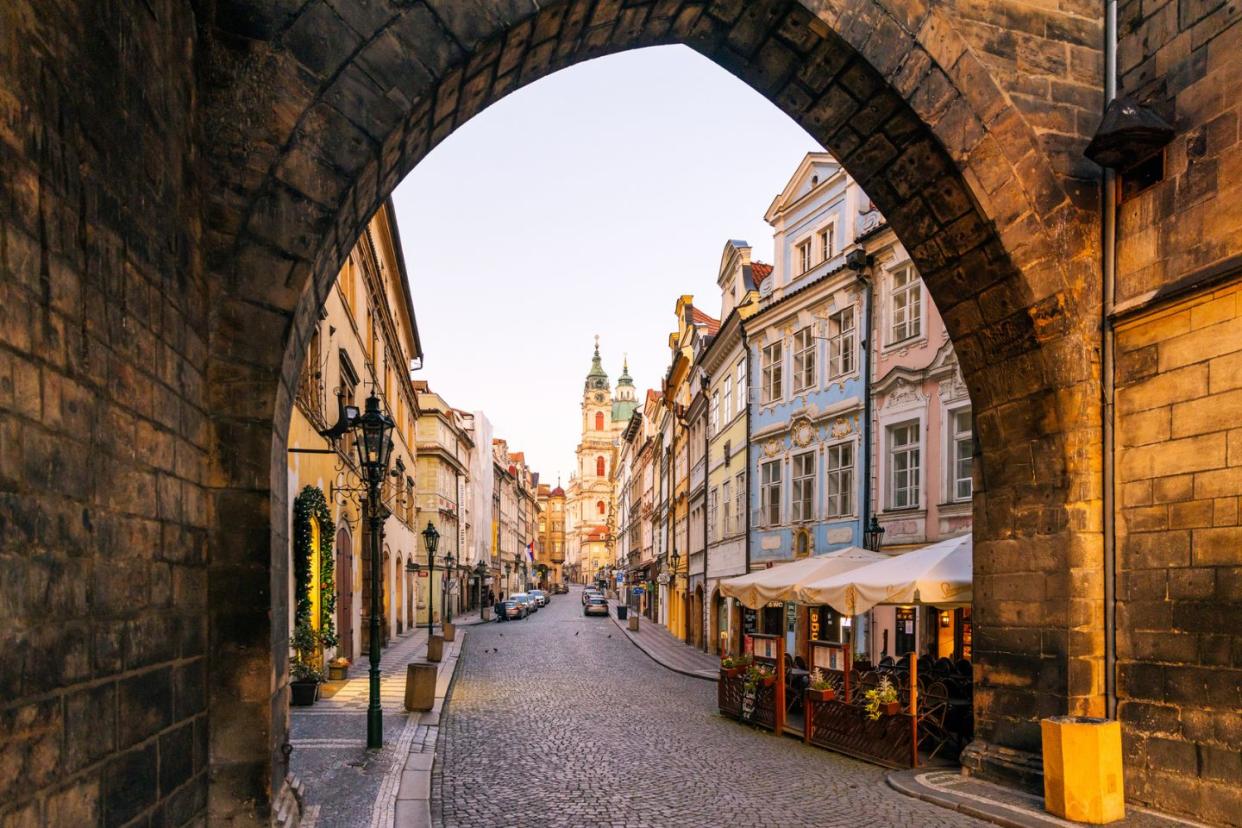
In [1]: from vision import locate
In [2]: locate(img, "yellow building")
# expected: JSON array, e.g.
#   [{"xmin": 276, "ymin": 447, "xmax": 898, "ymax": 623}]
[
  {"xmin": 287, "ymin": 199, "xmax": 423, "ymax": 665},
  {"xmin": 537, "ymin": 483, "xmax": 566, "ymax": 588}
]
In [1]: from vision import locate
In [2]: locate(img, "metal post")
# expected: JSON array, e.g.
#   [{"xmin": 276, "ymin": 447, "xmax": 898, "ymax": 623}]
[
  {"xmin": 428, "ymin": 550, "xmax": 436, "ymax": 634},
  {"xmin": 367, "ymin": 495, "xmax": 383, "ymax": 749}
]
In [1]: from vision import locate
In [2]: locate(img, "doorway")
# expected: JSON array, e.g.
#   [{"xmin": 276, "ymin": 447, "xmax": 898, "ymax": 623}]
[{"xmin": 335, "ymin": 528, "xmax": 353, "ymax": 660}]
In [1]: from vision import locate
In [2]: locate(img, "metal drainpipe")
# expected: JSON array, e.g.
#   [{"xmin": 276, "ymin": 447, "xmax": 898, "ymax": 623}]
[
  {"xmin": 703, "ymin": 379, "xmax": 710, "ymax": 652},
  {"xmin": 860, "ymin": 270, "xmax": 874, "ymax": 541},
  {"xmin": 1103, "ymin": 0, "xmax": 1119, "ymax": 720},
  {"xmin": 743, "ymin": 327, "xmax": 752, "ymax": 577}
]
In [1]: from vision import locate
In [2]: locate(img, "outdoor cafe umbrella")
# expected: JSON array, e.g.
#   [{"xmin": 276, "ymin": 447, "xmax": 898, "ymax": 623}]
[
  {"xmin": 795, "ymin": 534, "xmax": 973, "ymax": 617},
  {"xmin": 719, "ymin": 546, "xmax": 887, "ymax": 610}
]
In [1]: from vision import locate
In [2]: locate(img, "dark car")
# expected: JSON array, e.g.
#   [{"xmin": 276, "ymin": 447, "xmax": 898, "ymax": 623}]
[{"xmin": 583, "ymin": 594, "xmax": 609, "ymax": 617}]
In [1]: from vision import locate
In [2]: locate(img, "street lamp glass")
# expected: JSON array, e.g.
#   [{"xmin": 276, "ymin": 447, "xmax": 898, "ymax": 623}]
[
  {"xmin": 422, "ymin": 522, "xmax": 440, "ymax": 555},
  {"xmin": 354, "ymin": 392, "xmax": 395, "ymax": 483}
]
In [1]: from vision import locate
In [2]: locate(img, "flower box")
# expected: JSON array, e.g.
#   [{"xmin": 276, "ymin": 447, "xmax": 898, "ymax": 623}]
[
  {"xmin": 721, "ymin": 666, "xmax": 744, "ymax": 679},
  {"xmin": 808, "ymin": 687, "xmax": 836, "ymax": 703},
  {"xmin": 882, "ymin": 700, "xmax": 901, "ymax": 716}
]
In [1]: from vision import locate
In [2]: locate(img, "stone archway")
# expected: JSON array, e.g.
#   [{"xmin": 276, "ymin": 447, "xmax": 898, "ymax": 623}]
[
  {"xmin": 0, "ymin": 1, "xmax": 1116, "ymax": 824},
  {"xmin": 200, "ymin": 3, "xmax": 1103, "ymax": 816}
]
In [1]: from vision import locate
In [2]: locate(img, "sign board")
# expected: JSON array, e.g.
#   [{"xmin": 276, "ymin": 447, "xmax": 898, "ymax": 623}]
[
  {"xmin": 785, "ymin": 602, "xmax": 797, "ymax": 632},
  {"xmin": 631, "ymin": 587, "xmax": 644, "ymax": 596},
  {"xmin": 418, "ymin": 571, "xmax": 429, "ymax": 578},
  {"xmin": 657, "ymin": 573, "xmax": 670, "ymax": 585},
  {"xmin": 740, "ymin": 684, "xmax": 758, "ymax": 722}
]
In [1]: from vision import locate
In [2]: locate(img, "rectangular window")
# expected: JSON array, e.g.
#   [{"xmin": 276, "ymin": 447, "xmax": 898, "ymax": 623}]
[
  {"xmin": 722, "ymin": 480, "xmax": 731, "ymax": 539},
  {"xmin": 761, "ymin": 343, "xmax": 783, "ymax": 404},
  {"xmin": 953, "ymin": 408, "xmax": 973, "ymax": 501},
  {"xmin": 889, "ymin": 422, "xmax": 921, "ymax": 509},
  {"xmin": 736, "ymin": 359, "xmax": 746, "ymax": 409},
  {"xmin": 710, "ymin": 391, "xmax": 720, "ymax": 435},
  {"xmin": 760, "ymin": 460, "xmax": 782, "ymax": 526},
  {"xmin": 792, "ymin": 451, "xmax": 815, "ymax": 522},
  {"xmin": 820, "ymin": 225, "xmax": 835, "ymax": 262},
  {"xmin": 797, "ymin": 239, "xmax": 812, "ymax": 273},
  {"xmin": 708, "ymin": 487, "xmax": 718, "ymax": 542},
  {"xmin": 733, "ymin": 472, "xmax": 745, "ymax": 534},
  {"xmin": 826, "ymin": 443, "xmax": 854, "ymax": 517},
  {"xmin": 792, "ymin": 327, "xmax": 815, "ymax": 393},
  {"xmin": 827, "ymin": 306, "xmax": 855, "ymax": 378},
  {"xmin": 890, "ymin": 266, "xmax": 922, "ymax": 343},
  {"xmin": 723, "ymin": 376, "xmax": 733, "ymax": 422}
]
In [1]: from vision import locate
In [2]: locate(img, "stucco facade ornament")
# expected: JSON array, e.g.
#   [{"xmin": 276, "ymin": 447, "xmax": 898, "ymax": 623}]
[
  {"xmin": 793, "ymin": 419, "xmax": 815, "ymax": 447},
  {"xmin": 763, "ymin": 439, "xmax": 782, "ymax": 458},
  {"xmin": 939, "ymin": 370, "xmax": 969, "ymax": 403},
  {"xmin": 885, "ymin": 378, "xmax": 925, "ymax": 409},
  {"xmin": 831, "ymin": 417, "xmax": 852, "ymax": 439}
]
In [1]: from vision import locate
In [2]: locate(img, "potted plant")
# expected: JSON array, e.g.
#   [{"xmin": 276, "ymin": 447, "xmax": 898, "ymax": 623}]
[
  {"xmin": 807, "ymin": 668, "xmax": 836, "ymax": 702},
  {"xmin": 720, "ymin": 653, "xmax": 751, "ymax": 679},
  {"xmin": 289, "ymin": 623, "xmax": 323, "ymax": 706},
  {"xmin": 327, "ymin": 656, "xmax": 350, "ymax": 682},
  {"xmin": 743, "ymin": 663, "xmax": 776, "ymax": 693},
  {"xmin": 863, "ymin": 675, "xmax": 901, "ymax": 720}
]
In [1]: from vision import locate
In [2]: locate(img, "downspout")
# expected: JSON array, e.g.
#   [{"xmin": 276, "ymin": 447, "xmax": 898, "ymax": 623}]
[
  {"xmin": 703, "ymin": 377, "xmax": 710, "ymax": 652},
  {"xmin": 861, "ymin": 272, "xmax": 874, "ymax": 541},
  {"xmin": 1102, "ymin": 0, "xmax": 1119, "ymax": 720},
  {"xmin": 743, "ymin": 327, "xmax": 752, "ymax": 576}
]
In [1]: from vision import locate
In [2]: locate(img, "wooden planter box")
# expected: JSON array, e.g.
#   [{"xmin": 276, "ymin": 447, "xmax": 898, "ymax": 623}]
[
  {"xmin": 327, "ymin": 664, "xmax": 348, "ymax": 681},
  {"xmin": 720, "ymin": 666, "xmax": 744, "ymax": 679},
  {"xmin": 882, "ymin": 700, "xmax": 901, "ymax": 716},
  {"xmin": 808, "ymin": 687, "xmax": 836, "ymax": 702}
]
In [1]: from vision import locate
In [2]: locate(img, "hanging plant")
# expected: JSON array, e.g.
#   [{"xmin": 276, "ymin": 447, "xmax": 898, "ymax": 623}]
[{"xmin": 293, "ymin": 485, "xmax": 337, "ymax": 648}]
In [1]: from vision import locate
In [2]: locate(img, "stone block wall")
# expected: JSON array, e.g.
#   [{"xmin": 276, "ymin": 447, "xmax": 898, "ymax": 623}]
[{"xmin": 1114, "ymin": 277, "xmax": 1242, "ymax": 825}]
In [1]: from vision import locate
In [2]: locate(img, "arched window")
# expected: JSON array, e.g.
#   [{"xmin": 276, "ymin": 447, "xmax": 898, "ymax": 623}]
[
  {"xmin": 596, "ymin": 456, "xmax": 606, "ymax": 477},
  {"xmin": 595, "ymin": 411, "xmax": 605, "ymax": 431},
  {"xmin": 597, "ymin": 500, "xmax": 606, "ymax": 515}
]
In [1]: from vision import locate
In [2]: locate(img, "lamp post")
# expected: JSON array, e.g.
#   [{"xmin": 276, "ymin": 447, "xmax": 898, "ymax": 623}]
[
  {"xmin": 352, "ymin": 392, "xmax": 395, "ymax": 750},
  {"xmin": 441, "ymin": 547, "xmax": 456, "ymax": 624},
  {"xmin": 474, "ymin": 561, "xmax": 487, "ymax": 618},
  {"xmin": 503, "ymin": 561, "xmax": 511, "ymax": 596},
  {"xmin": 422, "ymin": 522, "xmax": 439, "ymax": 634},
  {"xmin": 864, "ymin": 515, "xmax": 886, "ymax": 552}
]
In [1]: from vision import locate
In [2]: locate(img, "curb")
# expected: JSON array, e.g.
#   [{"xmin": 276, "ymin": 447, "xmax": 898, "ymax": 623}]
[
  {"xmin": 886, "ymin": 771, "xmax": 1040, "ymax": 828},
  {"xmin": 607, "ymin": 604, "xmax": 717, "ymax": 683}
]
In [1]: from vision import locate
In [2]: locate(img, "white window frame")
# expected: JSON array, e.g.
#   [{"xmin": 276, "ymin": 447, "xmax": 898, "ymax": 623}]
[
  {"xmin": 708, "ymin": 487, "xmax": 719, "ymax": 542},
  {"xmin": 792, "ymin": 327, "xmax": 815, "ymax": 394},
  {"xmin": 889, "ymin": 264, "xmax": 923, "ymax": 345},
  {"xmin": 723, "ymin": 376, "xmax": 733, "ymax": 423},
  {"xmin": 887, "ymin": 421, "xmax": 922, "ymax": 510},
  {"xmin": 819, "ymin": 222, "xmax": 836, "ymax": 263},
  {"xmin": 761, "ymin": 342, "xmax": 783, "ymax": 404},
  {"xmin": 736, "ymin": 359, "xmax": 746, "ymax": 410},
  {"xmin": 760, "ymin": 459, "xmax": 782, "ymax": 527},
  {"xmin": 791, "ymin": 451, "xmax": 816, "ymax": 523},
  {"xmin": 827, "ymin": 306, "xmax": 855, "ymax": 379},
  {"xmin": 733, "ymin": 472, "xmax": 745, "ymax": 535},
  {"xmin": 722, "ymin": 480, "xmax": 732, "ymax": 539},
  {"xmin": 825, "ymin": 440, "xmax": 855, "ymax": 518},
  {"xmin": 710, "ymin": 391, "xmax": 720, "ymax": 435},
  {"xmin": 948, "ymin": 405, "xmax": 973, "ymax": 502},
  {"xmin": 797, "ymin": 238, "xmax": 812, "ymax": 274}
]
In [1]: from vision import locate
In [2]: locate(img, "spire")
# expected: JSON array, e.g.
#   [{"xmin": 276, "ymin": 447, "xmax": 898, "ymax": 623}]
[
  {"xmin": 617, "ymin": 353, "xmax": 634, "ymax": 387},
  {"xmin": 585, "ymin": 335, "xmax": 608, "ymax": 390}
]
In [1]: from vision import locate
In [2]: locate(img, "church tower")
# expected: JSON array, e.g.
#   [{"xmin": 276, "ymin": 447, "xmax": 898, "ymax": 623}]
[
  {"xmin": 569, "ymin": 336, "xmax": 619, "ymax": 583},
  {"xmin": 612, "ymin": 355, "xmax": 638, "ymax": 425}
]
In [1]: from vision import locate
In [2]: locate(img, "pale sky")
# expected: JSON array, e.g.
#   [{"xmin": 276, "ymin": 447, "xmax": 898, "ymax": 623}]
[{"xmin": 393, "ymin": 45, "xmax": 820, "ymax": 485}]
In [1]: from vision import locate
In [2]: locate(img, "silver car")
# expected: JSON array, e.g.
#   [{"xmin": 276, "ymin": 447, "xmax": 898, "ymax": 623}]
[{"xmin": 529, "ymin": 589, "xmax": 549, "ymax": 607}]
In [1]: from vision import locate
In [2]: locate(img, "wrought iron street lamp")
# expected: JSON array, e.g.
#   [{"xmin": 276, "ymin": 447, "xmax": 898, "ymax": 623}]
[
  {"xmin": 352, "ymin": 392, "xmax": 394, "ymax": 750},
  {"xmin": 865, "ymin": 515, "xmax": 886, "ymax": 552},
  {"xmin": 422, "ymin": 522, "xmax": 439, "ymax": 633},
  {"xmin": 474, "ymin": 560, "xmax": 487, "ymax": 618},
  {"xmin": 441, "ymin": 546, "xmax": 456, "ymax": 624}
]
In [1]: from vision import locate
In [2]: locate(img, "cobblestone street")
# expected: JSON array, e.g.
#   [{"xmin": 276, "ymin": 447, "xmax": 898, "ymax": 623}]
[{"xmin": 433, "ymin": 588, "xmax": 985, "ymax": 827}]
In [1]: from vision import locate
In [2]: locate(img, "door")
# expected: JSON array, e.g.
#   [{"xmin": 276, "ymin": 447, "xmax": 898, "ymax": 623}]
[{"xmin": 336, "ymin": 528, "xmax": 353, "ymax": 660}]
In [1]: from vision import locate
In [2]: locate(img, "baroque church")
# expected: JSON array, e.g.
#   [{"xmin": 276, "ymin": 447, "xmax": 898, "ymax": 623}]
[{"xmin": 564, "ymin": 338, "xmax": 636, "ymax": 583}]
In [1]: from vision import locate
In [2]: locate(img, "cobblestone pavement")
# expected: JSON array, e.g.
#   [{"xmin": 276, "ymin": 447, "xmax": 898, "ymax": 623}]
[{"xmin": 433, "ymin": 588, "xmax": 986, "ymax": 828}]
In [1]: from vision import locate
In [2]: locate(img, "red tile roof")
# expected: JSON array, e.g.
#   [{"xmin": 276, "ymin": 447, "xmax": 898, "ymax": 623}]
[
  {"xmin": 752, "ymin": 261, "xmax": 773, "ymax": 289},
  {"xmin": 690, "ymin": 307, "xmax": 721, "ymax": 336}
]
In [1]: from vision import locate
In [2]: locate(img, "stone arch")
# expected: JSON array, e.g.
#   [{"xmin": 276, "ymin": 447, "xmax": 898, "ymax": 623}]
[{"xmin": 194, "ymin": 3, "xmax": 1104, "ymax": 816}]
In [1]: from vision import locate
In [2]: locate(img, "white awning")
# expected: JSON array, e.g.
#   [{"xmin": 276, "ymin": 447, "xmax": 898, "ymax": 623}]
[
  {"xmin": 718, "ymin": 546, "xmax": 886, "ymax": 610},
  {"xmin": 795, "ymin": 534, "xmax": 973, "ymax": 615}
]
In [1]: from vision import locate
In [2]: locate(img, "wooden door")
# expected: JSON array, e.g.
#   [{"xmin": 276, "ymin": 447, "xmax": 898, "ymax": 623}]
[{"xmin": 336, "ymin": 528, "xmax": 353, "ymax": 660}]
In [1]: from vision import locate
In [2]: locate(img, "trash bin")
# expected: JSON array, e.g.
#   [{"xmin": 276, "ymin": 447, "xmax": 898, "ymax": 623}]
[
  {"xmin": 1041, "ymin": 716, "xmax": 1125, "ymax": 823},
  {"xmin": 616, "ymin": 605, "xmax": 628, "ymax": 621}
]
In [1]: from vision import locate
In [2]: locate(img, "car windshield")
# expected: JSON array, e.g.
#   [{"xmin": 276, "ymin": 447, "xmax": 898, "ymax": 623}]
[
  {"xmin": 588, "ymin": 596, "xmax": 607, "ymax": 604},
  {"xmin": 512, "ymin": 593, "xmax": 528, "ymax": 601}
]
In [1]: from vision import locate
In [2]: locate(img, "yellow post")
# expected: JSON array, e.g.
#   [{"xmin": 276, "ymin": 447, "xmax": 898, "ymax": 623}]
[{"xmin": 1041, "ymin": 716, "xmax": 1126, "ymax": 823}]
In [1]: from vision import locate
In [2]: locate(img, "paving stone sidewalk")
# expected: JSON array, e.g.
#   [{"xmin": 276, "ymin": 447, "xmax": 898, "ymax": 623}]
[
  {"xmin": 887, "ymin": 769, "xmax": 1210, "ymax": 828},
  {"xmin": 290, "ymin": 620, "xmax": 478, "ymax": 828},
  {"xmin": 607, "ymin": 598, "xmax": 720, "ymax": 680}
]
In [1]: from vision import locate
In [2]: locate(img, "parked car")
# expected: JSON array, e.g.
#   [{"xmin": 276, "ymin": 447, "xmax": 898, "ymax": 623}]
[
  {"xmin": 582, "ymin": 588, "xmax": 602, "ymax": 606},
  {"xmin": 554, "ymin": 583, "xmax": 569, "ymax": 594},
  {"xmin": 583, "ymin": 594, "xmax": 609, "ymax": 617},
  {"xmin": 529, "ymin": 589, "xmax": 549, "ymax": 607},
  {"xmin": 512, "ymin": 592, "xmax": 536, "ymax": 614},
  {"xmin": 498, "ymin": 599, "xmax": 525, "ymax": 621}
]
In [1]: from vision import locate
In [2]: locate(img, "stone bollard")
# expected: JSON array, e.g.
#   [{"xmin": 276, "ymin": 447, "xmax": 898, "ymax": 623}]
[
  {"xmin": 628, "ymin": 614, "xmax": 639, "ymax": 632},
  {"xmin": 1041, "ymin": 716, "xmax": 1125, "ymax": 823},
  {"xmin": 404, "ymin": 663, "xmax": 436, "ymax": 712},
  {"xmin": 481, "ymin": 606, "xmax": 491, "ymax": 622},
  {"xmin": 442, "ymin": 622, "xmax": 456, "ymax": 642},
  {"xmin": 426, "ymin": 634, "xmax": 444, "ymax": 663}
]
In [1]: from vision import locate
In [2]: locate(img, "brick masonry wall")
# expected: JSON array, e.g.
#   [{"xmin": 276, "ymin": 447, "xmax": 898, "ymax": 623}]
[
  {"xmin": 0, "ymin": 1, "xmax": 210, "ymax": 826},
  {"xmin": 1115, "ymin": 278, "xmax": 1242, "ymax": 825},
  {"xmin": 1115, "ymin": 0, "xmax": 1240, "ymax": 302}
]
